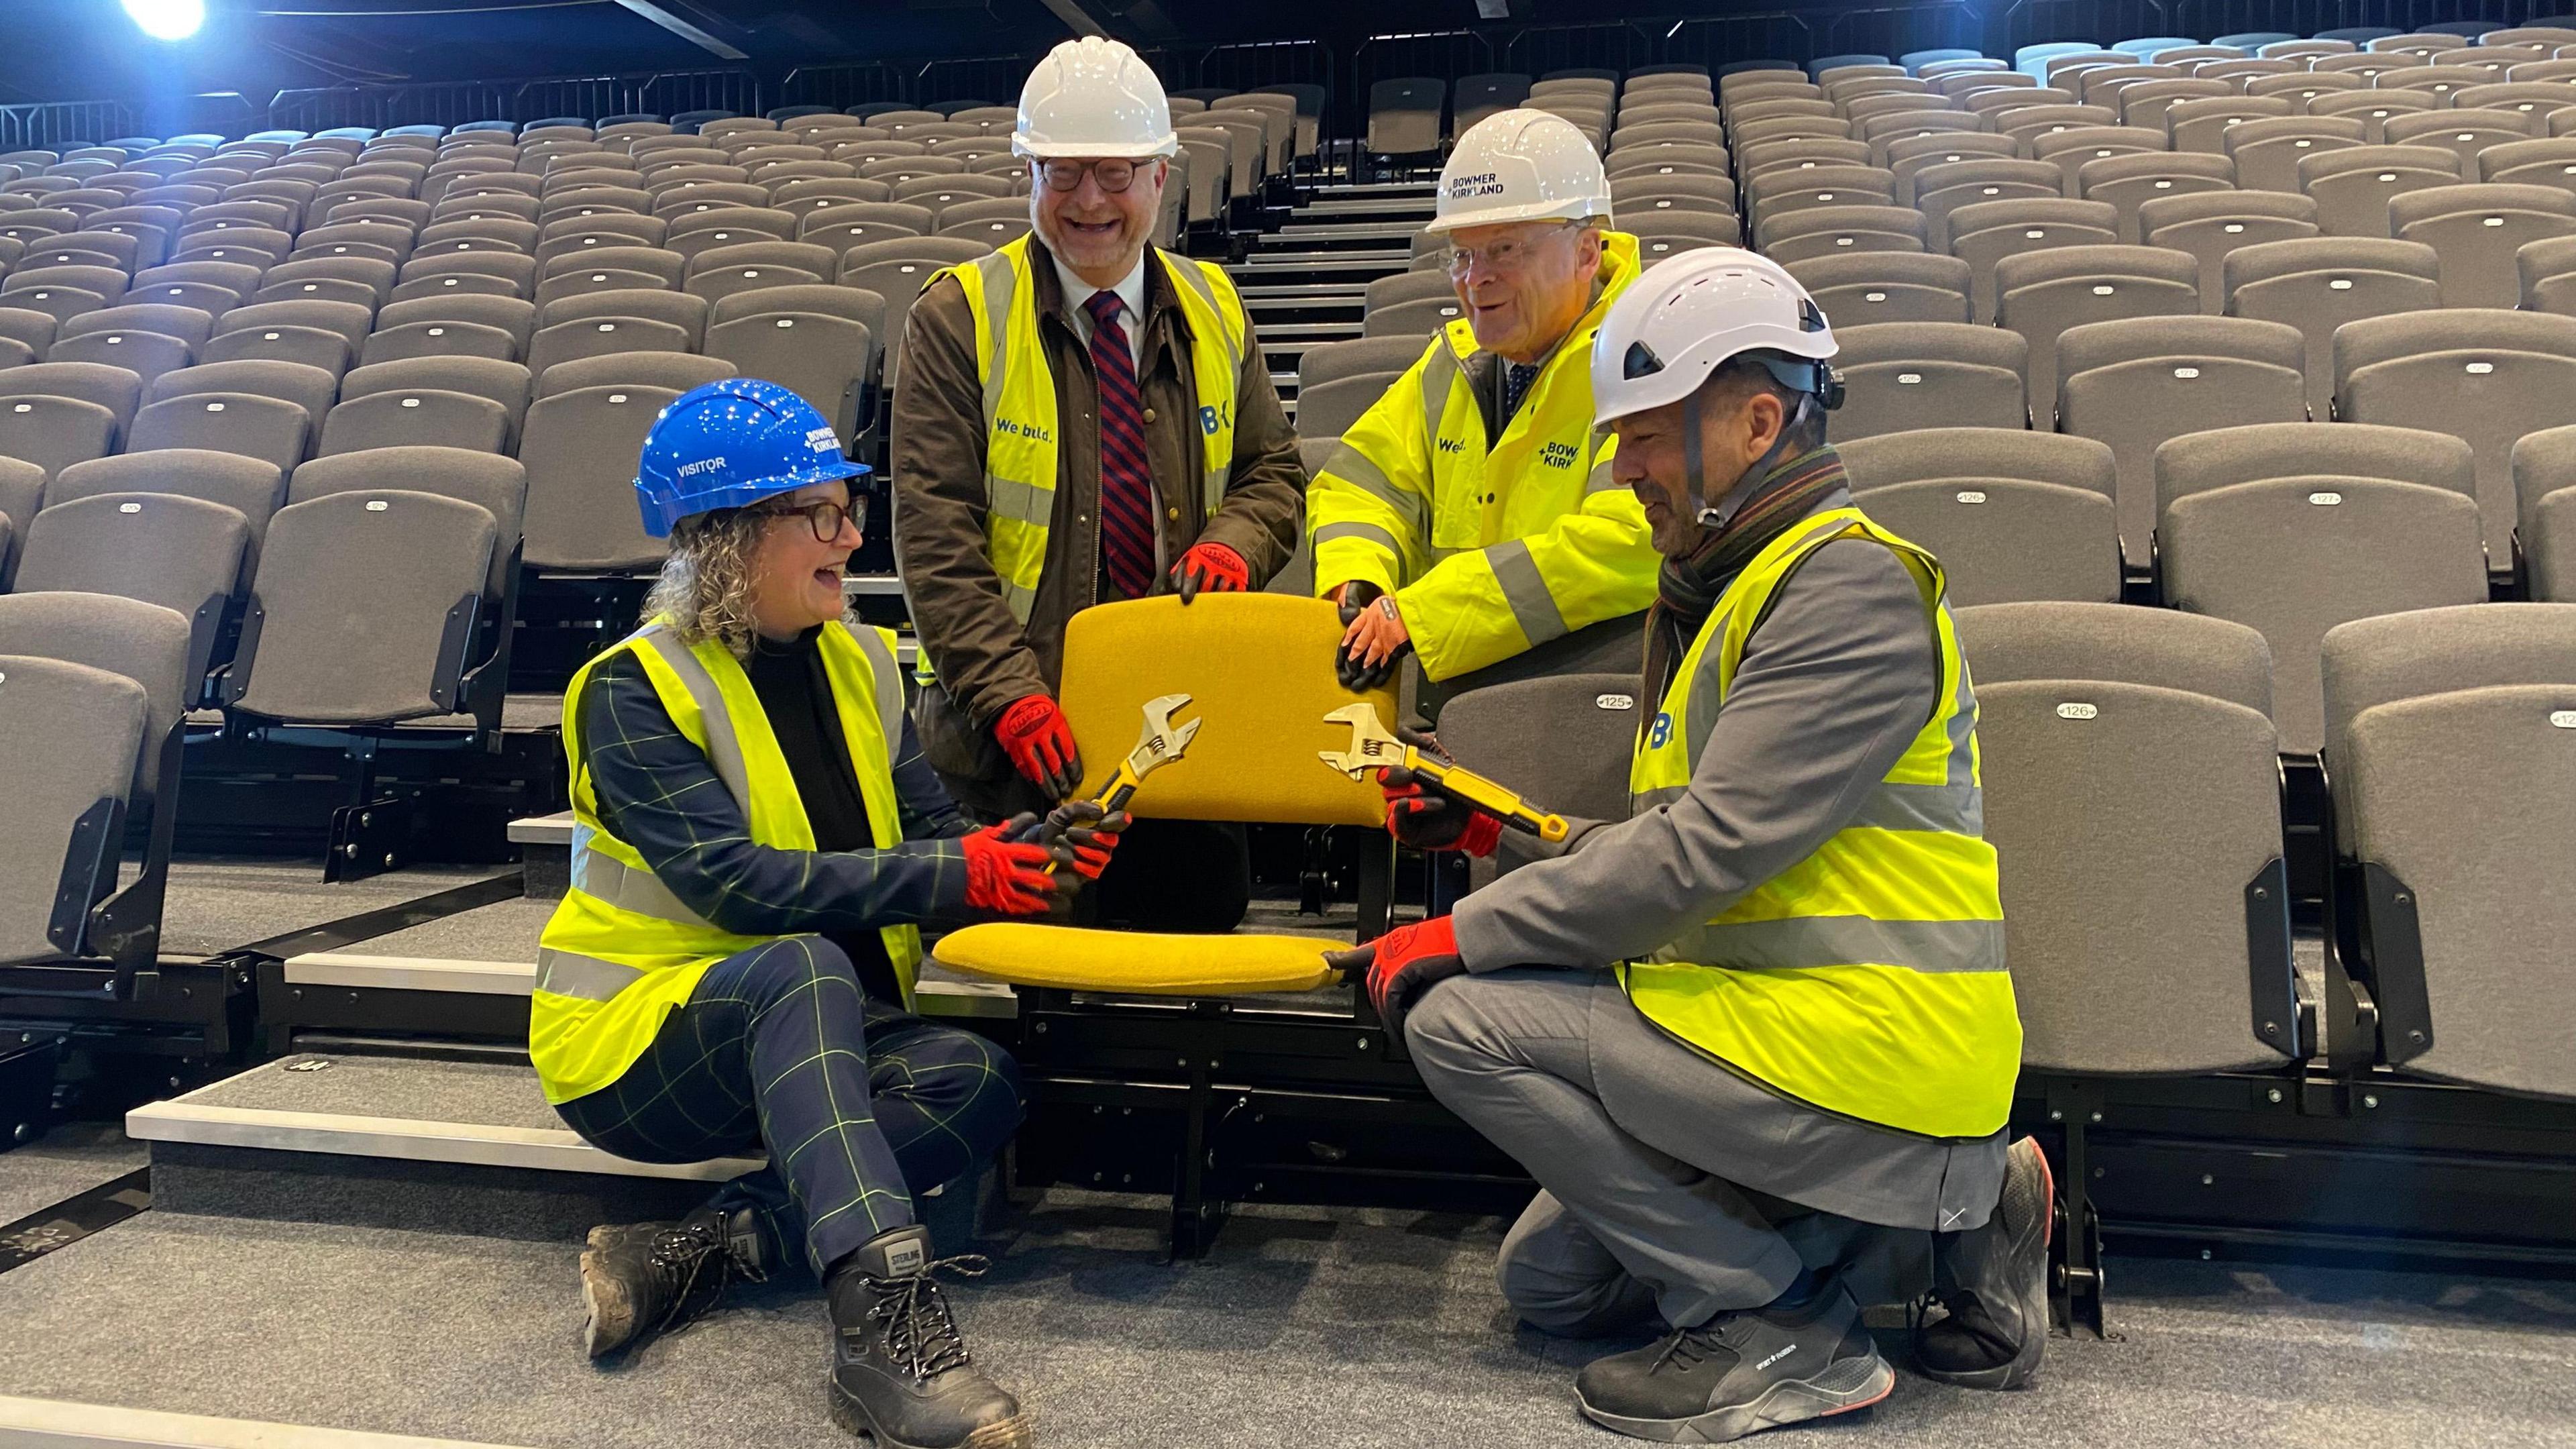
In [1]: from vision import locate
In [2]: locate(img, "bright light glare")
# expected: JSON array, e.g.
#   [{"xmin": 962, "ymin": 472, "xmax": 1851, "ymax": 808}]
[{"xmin": 123, "ymin": 0, "xmax": 205, "ymax": 41}]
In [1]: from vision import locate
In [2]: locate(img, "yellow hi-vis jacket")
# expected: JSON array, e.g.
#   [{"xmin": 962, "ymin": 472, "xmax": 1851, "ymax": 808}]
[
  {"xmin": 531, "ymin": 619, "xmax": 923, "ymax": 1106},
  {"xmin": 1625, "ymin": 507, "xmax": 2020, "ymax": 1140},
  {"xmin": 1305, "ymin": 231, "xmax": 1657, "ymax": 681},
  {"xmin": 930, "ymin": 233, "xmax": 1249, "ymax": 636}
]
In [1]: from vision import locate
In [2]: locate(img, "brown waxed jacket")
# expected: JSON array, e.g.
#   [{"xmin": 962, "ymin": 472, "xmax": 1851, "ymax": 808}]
[{"xmin": 892, "ymin": 232, "xmax": 1306, "ymax": 800}]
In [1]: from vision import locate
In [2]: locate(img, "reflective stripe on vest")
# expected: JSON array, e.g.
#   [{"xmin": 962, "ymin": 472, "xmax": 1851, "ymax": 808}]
[
  {"xmin": 1303, "ymin": 231, "xmax": 1660, "ymax": 682},
  {"xmin": 1621, "ymin": 506, "xmax": 2020, "ymax": 1140},
  {"xmin": 530, "ymin": 618, "xmax": 926, "ymax": 1104},
  {"xmin": 931, "ymin": 235, "xmax": 1248, "ymax": 647}
]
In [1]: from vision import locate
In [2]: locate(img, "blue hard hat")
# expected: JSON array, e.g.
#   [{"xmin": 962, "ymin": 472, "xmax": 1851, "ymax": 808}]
[{"xmin": 633, "ymin": 378, "xmax": 871, "ymax": 539}]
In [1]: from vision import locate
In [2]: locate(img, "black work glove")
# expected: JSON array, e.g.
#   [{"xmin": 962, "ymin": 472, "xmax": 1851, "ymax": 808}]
[{"xmin": 1335, "ymin": 581, "xmax": 1413, "ymax": 692}]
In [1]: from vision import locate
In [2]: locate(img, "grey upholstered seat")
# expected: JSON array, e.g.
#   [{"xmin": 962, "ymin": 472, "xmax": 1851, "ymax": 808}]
[
  {"xmin": 1841, "ymin": 429, "xmax": 2122, "ymax": 605},
  {"xmin": 1954, "ymin": 601, "xmax": 2299, "ymax": 1073}
]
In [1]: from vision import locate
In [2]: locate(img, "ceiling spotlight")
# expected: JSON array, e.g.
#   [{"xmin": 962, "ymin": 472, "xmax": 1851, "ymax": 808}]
[{"xmin": 123, "ymin": 0, "xmax": 206, "ymax": 41}]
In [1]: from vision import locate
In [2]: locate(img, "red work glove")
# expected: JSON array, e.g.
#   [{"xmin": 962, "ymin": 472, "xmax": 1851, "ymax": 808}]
[
  {"xmin": 1044, "ymin": 799, "xmax": 1129, "ymax": 880},
  {"xmin": 1171, "ymin": 541, "xmax": 1248, "ymax": 603},
  {"xmin": 961, "ymin": 813, "xmax": 1066, "ymax": 916},
  {"xmin": 994, "ymin": 694, "xmax": 1082, "ymax": 800},
  {"xmin": 1380, "ymin": 765, "xmax": 1502, "ymax": 857},
  {"xmin": 1326, "ymin": 915, "xmax": 1464, "ymax": 1042}
]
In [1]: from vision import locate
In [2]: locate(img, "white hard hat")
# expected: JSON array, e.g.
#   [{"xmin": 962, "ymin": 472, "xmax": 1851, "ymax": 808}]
[
  {"xmin": 1013, "ymin": 37, "xmax": 1180, "ymax": 160},
  {"xmin": 1591, "ymin": 248, "xmax": 1839, "ymax": 431},
  {"xmin": 1424, "ymin": 109, "xmax": 1611, "ymax": 235}
]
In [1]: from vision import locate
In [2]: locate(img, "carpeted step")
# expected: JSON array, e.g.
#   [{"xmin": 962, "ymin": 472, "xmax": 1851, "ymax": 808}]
[{"xmin": 127, "ymin": 1055, "xmax": 760, "ymax": 1242}]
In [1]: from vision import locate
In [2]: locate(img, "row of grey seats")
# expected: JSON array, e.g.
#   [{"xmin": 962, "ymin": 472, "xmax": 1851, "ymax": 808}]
[
  {"xmin": 1821, "ymin": 301, "xmax": 2576, "ymax": 566},
  {"xmin": 1435, "ymin": 597, "xmax": 2576, "ymax": 1102},
  {"xmin": 0, "ymin": 351, "xmax": 726, "ymax": 578}
]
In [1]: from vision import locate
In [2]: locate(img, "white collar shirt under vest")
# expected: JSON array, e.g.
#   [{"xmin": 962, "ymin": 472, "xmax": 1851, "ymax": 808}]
[{"xmin": 1053, "ymin": 249, "xmax": 1149, "ymax": 371}]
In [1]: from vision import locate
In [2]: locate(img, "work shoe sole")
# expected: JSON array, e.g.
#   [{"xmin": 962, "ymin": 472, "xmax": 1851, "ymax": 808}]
[
  {"xmin": 828, "ymin": 1381, "xmax": 1034, "ymax": 1449},
  {"xmin": 1922, "ymin": 1136, "xmax": 2055, "ymax": 1392},
  {"xmin": 1578, "ymin": 1348, "xmax": 1896, "ymax": 1444},
  {"xmin": 580, "ymin": 1226, "xmax": 639, "ymax": 1359}
]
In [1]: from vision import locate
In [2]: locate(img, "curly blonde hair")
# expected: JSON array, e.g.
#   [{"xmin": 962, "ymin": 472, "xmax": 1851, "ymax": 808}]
[{"xmin": 643, "ymin": 508, "xmax": 771, "ymax": 656}]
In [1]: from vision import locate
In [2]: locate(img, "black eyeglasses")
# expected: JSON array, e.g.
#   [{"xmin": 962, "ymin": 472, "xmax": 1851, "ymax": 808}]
[
  {"xmin": 747, "ymin": 495, "xmax": 864, "ymax": 542},
  {"xmin": 1037, "ymin": 158, "xmax": 1143, "ymax": 193}
]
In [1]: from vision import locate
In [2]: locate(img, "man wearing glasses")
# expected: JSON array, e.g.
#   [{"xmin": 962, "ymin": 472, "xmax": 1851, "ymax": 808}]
[
  {"xmin": 1308, "ymin": 109, "xmax": 1659, "ymax": 708},
  {"xmin": 894, "ymin": 36, "xmax": 1305, "ymax": 930}
]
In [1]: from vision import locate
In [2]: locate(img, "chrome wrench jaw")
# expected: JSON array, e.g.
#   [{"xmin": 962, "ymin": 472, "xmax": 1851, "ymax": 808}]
[
  {"xmin": 1317, "ymin": 702, "xmax": 1409, "ymax": 780},
  {"xmin": 1122, "ymin": 694, "xmax": 1200, "ymax": 785}
]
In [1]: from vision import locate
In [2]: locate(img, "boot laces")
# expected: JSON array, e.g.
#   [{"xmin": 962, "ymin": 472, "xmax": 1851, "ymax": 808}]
[
  {"xmin": 644, "ymin": 1221, "xmax": 740, "ymax": 1337},
  {"xmin": 859, "ymin": 1253, "xmax": 991, "ymax": 1382}
]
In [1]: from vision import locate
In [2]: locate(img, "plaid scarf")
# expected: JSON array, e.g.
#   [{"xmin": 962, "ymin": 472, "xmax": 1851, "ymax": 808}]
[{"xmin": 1640, "ymin": 447, "xmax": 1850, "ymax": 715}]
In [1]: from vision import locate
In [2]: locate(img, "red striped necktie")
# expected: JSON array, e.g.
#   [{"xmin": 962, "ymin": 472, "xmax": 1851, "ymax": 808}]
[{"xmin": 1085, "ymin": 289, "xmax": 1157, "ymax": 600}]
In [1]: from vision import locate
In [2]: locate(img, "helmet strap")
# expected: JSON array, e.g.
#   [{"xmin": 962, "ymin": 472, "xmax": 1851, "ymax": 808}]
[{"xmin": 1686, "ymin": 387, "xmax": 1818, "ymax": 533}]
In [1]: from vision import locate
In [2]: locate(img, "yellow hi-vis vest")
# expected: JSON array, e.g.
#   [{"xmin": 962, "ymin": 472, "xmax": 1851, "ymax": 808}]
[
  {"xmin": 1306, "ymin": 230, "xmax": 1658, "ymax": 682},
  {"xmin": 531, "ymin": 619, "xmax": 924, "ymax": 1106},
  {"xmin": 1623, "ymin": 507, "xmax": 2020, "ymax": 1140},
  {"xmin": 932, "ymin": 233, "xmax": 1250, "ymax": 636}
]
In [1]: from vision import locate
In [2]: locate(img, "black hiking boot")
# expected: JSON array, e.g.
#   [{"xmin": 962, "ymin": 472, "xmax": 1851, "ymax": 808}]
[
  {"xmin": 580, "ymin": 1199, "xmax": 769, "ymax": 1359},
  {"xmin": 1913, "ymin": 1134, "xmax": 2054, "ymax": 1389},
  {"xmin": 1575, "ymin": 1275, "xmax": 1894, "ymax": 1442},
  {"xmin": 826, "ymin": 1224, "xmax": 1030, "ymax": 1449}
]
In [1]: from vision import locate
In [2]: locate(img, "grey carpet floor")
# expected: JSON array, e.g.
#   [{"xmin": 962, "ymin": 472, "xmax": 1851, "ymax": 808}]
[
  {"xmin": 0, "ymin": 1124, "xmax": 146, "ymax": 1226},
  {"xmin": 186, "ymin": 1055, "xmax": 561, "ymax": 1130},
  {"xmin": 160, "ymin": 860, "xmax": 518, "ymax": 960},
  {"xmin": 1, "ymin": 1190, "xmax": 2573, "ymax": 1449}
]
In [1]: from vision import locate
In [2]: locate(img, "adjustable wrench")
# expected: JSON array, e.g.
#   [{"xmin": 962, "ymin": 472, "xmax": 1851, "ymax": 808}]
[
  {"xmin": 1093, "ymin": 692, "xmax": 1202, "ymax": 812},
  {"xmin": 1317, "ymin": 702, "xmax": 1570, "ymax": 843}
]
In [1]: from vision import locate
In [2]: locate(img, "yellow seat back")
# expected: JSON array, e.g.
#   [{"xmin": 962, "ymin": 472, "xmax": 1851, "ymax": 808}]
[{"xmin": 1059, "ymin": 594, "xmax": 1397, "ymax": 828}]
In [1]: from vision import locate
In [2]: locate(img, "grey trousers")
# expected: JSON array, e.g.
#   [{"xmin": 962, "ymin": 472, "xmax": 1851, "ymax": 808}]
[{"xmin": 1406, "ymin": 967, "xmax": 1946, "ymax": 1336}]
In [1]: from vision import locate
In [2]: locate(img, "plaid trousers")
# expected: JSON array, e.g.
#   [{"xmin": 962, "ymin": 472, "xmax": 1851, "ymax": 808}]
[{"xmin": 555, "ymin": 935, "xmax": 1022, "ymax": 1276}]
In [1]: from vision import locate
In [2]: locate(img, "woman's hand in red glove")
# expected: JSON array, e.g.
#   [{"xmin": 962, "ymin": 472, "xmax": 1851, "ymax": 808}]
[
  {"xmin": 961, "ymin": 812, "xmax": 1069, "ymax": 916},
  {"xmin": 1171, "ymin": 541, "xmax": 1249, "ymax": 603},
  {"xmin": 994, "ymin": 694, "xmax": 1081, "ymax": 800},
  {"xmin": 1044, "ymin": 800, "xmax": 1130, "ymax": 880}
]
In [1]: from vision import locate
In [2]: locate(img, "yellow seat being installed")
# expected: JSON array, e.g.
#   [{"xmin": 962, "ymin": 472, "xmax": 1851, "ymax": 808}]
[
  {"xmin": 933, "ymin": 923, "xmax": 1340, "ymax": 995},
  {"xmin": 1055, "ymin": 592, "xmax": 1397, "ymax": 825},
  {"xmin": 927, "ymin": 592, "xmax": 1399, "ymax": 996}
]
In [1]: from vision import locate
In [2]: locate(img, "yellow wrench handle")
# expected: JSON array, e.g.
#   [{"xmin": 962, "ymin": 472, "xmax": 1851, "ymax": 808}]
[
  {"xmin": 1408, "ymin": 752, "xmax": 1570, "ymax": 843},
  {"xmin": 1044, "ymin": 762, "xmax": 1144, "ymax": 877}
]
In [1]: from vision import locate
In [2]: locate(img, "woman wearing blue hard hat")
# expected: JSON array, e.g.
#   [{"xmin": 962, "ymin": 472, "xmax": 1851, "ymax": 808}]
[{"xmin": 535, "ymin": 380, "xmax": 1099, "ymax": 1449}]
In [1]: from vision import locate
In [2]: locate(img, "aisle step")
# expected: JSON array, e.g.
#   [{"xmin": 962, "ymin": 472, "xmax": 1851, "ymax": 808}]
[
  {"xmin": 127, "ymin": 1053, "xmax": 761, "ymax": 1239},
  {"xmin": 1235, "ymin": 280, "xmax": 1372, "ymax": 300},
  {"xmin": 127, "ymin": 1051, "xmax": 998, "ymax": 1248},
  {"xmin": 1231, "ymin": 252, "xmax": 1409, "ymax": 278},
  {"xmin": 1304, "ymin": 181, "xmax": 1436, "ymax": 198},
  {"xmin": 0, "ymin": 1396, "xmax": 537, "ymax": 1449},
  {"xmin": 1299, "ymin": 195, "xmax": 1438, "ymax": 219}
]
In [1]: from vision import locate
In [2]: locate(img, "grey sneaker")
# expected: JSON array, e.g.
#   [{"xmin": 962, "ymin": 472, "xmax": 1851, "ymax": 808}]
[
  {"xmin": 1914, "ymin": 1135, "xmax": 2054, "ymax": 1389},
  {"xmin": 1575, "ymin": 1276, "xmax": 1895, "ymax": 1443}
]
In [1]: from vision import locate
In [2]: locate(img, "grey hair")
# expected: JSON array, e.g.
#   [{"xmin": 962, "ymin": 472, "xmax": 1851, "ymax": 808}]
[{"xmin": 641, "ymin": 507, "xmax": 771, "ymax": 657}]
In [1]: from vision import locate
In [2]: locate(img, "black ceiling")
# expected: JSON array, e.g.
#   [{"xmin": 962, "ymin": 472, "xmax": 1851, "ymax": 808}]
[{"xmin": 0, "ymin": 0, "xmax": 1643, "ymax": 109}]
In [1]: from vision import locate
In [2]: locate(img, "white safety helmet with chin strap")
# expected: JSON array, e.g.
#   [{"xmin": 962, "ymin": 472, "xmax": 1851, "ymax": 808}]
[
  {"xmin": 1013, "ymin": 36, "xmax": 1181, "ymax": 160},
  {"xmin": 1424, "ymin": 109, "xmax": 1612, "ymax": 235},
  {"xmin": 1591, "ymin": 247, "xmax": 1841, "ymax": 529}
]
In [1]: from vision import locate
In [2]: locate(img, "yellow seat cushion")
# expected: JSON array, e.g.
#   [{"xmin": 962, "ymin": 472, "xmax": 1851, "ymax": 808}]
[
  {"xmin": 930, "ymin": 923, "xmax": 1342, "ymax": 995},
  {"xmin": 1057, "ymin": 593, "xmax": 1399, "ymax": 828}
]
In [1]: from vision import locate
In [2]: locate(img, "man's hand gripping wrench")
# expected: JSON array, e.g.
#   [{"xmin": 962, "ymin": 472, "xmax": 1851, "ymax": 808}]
[{"xmin": 1316, "ymin": 702, "xmax": 1569, "ymax": 843}]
